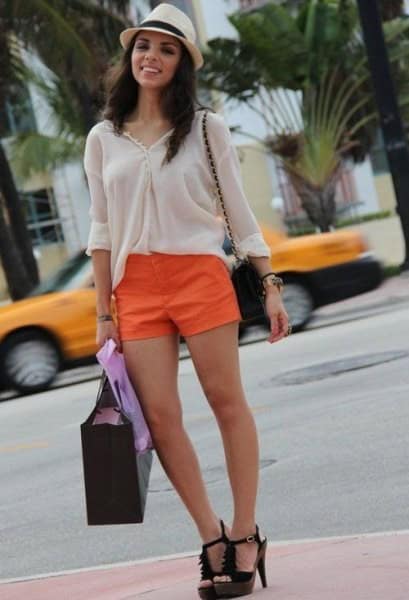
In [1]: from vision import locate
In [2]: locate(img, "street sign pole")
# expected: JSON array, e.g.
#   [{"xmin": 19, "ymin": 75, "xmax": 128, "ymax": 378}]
[{"xmin": 357, "ymin": 0, "xmax": 409, "ymax": 271}]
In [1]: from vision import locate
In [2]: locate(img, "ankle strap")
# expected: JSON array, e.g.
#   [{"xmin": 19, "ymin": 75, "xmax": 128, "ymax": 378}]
[
  {"xmin": 202, "ymin": 519, "xmax": 228, "ymax": 549},
  {"xmin": 230, "ymin": 524, "xmax": 262, "ymax": 546}
]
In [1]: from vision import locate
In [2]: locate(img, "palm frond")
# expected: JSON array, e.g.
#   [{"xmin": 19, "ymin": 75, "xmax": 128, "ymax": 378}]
[
  {"xmin": 9, "ymin": 131, "xmax": 85, "ymax": 180},
  {"xmin": 16, "ymin": 64, "xmax": 85, "ymax": 137},
  {"xmin": 9, "ymin": 0, "xmax": 93, "ymax": 70},
  {"xmin": 269, "ymin": 65, "xmax": 375, "ymax": 189},
  {"xmin": 9, "ymin": 64, "xmax": 87, "ymax": 178}
]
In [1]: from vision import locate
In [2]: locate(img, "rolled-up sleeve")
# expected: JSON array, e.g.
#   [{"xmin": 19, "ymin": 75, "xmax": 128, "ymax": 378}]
[
  {"xmin": 83, "ymin": 128, "xmax": 111, "ymax": 255},
  {"xmin": 207, "ymin": 113, "xmax": 271, "ymax": 259}
]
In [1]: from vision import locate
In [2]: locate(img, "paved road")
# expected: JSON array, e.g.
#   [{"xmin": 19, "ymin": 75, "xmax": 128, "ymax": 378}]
[{"xmin": 1, "ymin": 300, "xmax": 408, "ymax": 580}]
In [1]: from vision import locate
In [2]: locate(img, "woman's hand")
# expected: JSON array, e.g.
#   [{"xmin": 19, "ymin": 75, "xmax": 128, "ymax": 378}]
[
  {"xmin": 96, "ymin": 320, "xmax": 122, "ymax": 351},
  {"xmin": 264, "ymin": 288, "xmax": 290, "ymax": 344}
]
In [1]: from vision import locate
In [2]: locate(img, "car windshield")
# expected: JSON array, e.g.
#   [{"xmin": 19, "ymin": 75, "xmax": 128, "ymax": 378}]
[{"xmin": 28, "ymin": 252, "xmax": 91, "ymax": 296}]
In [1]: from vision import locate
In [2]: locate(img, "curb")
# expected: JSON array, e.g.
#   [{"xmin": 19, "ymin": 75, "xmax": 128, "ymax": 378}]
[{"xmin": 2, "ymin": 528, "xmax": 409, "ymax": 586}]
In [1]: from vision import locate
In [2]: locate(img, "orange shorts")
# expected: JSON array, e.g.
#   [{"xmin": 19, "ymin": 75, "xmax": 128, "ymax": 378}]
[{"xmin": 114, "ymin": 253, "xmax": 241, "ymax": 341}]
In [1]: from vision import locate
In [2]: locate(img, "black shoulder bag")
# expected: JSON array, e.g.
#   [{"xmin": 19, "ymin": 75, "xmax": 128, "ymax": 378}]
[{"xmin": 202, "ymin": 110, "xmax": 266, "ymax": 321}]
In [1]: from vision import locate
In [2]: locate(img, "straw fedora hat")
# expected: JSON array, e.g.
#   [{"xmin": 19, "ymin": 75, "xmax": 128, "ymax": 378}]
[{"xmin": 119, "ymin": 3, "xmax": 204, "ymax": 70}]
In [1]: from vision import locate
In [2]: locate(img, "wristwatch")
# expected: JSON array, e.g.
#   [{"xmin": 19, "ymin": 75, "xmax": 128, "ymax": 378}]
[{"xmin": 261, "ymin": 273, "xmax": 284, "ymax": 293}]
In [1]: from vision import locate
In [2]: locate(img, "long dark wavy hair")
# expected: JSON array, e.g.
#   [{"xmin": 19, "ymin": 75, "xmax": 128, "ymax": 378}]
[{"xmin": 103, "ymin": 32, "xmax": 203, "ymax": 163}]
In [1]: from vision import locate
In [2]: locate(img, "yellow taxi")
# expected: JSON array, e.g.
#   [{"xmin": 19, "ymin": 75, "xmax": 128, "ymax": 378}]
[
  {"xmin": 0, "ymin": 227, "xmax": 382, "ymax": 394},
  {"xmin": 257, "ymin": 225, "xmax": 382, "ymax": 331}
]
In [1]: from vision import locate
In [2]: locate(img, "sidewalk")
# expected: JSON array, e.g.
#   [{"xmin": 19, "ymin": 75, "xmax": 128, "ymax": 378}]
[{"xmin": 1, "ymin": 530, "xmax": 408, "ymax": 600}]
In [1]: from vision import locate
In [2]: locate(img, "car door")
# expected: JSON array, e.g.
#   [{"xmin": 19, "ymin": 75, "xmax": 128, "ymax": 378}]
[{"xmin": 51, "ymin": 288, "xmax": 98, "ymax": 360}]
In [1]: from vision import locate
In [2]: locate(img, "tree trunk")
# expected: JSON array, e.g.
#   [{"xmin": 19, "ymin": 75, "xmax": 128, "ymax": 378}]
[
  {"xmin": 0, "ymin": 195, "xmax": 34, "ymax": 300},
  {"xmin": 288, "ymin": 174, "xmax": 337, "ymax": 233},
  {"xmin": 0, "ymin": 142, "xmax": 39, "ymax": 286}
]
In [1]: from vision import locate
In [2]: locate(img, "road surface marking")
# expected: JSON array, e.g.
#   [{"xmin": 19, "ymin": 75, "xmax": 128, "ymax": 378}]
[{"xmin": 0, "ymin": 441, "xmax": 49, "ymax": 454}]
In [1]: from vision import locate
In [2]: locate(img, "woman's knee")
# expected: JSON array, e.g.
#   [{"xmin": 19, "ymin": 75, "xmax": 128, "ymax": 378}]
[
  {"xmin": 203, "ymin": 381, "xmax": 247, "ymax": 424},
  {"xmin": 144, "ymin": 401, "xmax": 183, "ymax": 440}
]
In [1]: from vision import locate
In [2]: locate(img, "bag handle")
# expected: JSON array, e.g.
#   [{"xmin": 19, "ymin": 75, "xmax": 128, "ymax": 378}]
[
  {"xmin": 96, "ymin": 373, "xmax": 123, "ymax": 414},
  {"xmin": 202, "ymin": 110, "xmax": 242, "ymax": 263},
  {"xmin": 96, "ymin": 374, "xmax": 110, "ymax": 405}
]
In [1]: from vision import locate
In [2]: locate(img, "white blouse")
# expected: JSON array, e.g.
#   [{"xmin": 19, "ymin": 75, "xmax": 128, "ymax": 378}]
[{"xmin": 84, "ymin": 110, "xmax": 271, "ymax": 290}]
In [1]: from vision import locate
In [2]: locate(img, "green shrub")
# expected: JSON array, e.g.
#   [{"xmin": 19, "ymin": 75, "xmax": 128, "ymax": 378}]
[
  {"xmin": 287, "ymin": 226, "xmax": 316, "ymax": 237},
  {"xmin": 287, "ymin": 210, "xmax": 393, "ymax": 236},
  {"xmin": 336, "ymin": 210, "xmax": 392, "ymax": 228},
  {"xmin": 383, "ymin": 264, "xmax": 401, "ymax": 278}
]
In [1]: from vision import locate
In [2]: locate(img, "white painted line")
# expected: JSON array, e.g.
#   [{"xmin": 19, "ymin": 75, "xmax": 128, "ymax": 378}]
[{"xmin": 1, "ymin": 528, "xmax": 408, "ymax": 586}]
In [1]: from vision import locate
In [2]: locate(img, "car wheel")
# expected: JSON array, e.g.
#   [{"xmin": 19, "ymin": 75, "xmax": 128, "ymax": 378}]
[
  {"xmin": 2, "ymin": 331, "xmax": 60, "ymax": 394},
  {"xmin": 281, "ymin": 278, "xmax": 314, "ymax": 332}
]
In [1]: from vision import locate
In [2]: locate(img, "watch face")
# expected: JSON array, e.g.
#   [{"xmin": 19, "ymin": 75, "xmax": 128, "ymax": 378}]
[{"xmin": 264, "ymin": 276, "xmax": 283, "ymax": 289}]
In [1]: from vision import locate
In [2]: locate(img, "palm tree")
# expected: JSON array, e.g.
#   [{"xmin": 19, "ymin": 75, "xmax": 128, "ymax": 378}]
[
  {"xmin": 266, "ymin": 69, "xmax": 374, "ymax": 231},
  {"xmin": 201, "ymin": 0, "xmax": 409, "ymax": 231},
  {"xmin": 0, "ymin": 20, "xmax": 39, "ymax": 297},
  {"xmin": 0, "ymin": 148, "xmax": 34, "ymax": 299},
  {"xmin": 0, "ymin": 0, "xmax": 135, "ymax": 298}
]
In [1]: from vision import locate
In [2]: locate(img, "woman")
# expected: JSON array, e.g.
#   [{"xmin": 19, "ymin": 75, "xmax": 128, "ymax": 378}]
[{"xmin": 84, "ymin": 4, "xmax": 289, "ymax": 598}]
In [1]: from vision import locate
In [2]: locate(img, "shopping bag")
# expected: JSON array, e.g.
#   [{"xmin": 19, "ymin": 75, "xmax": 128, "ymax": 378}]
[
  {"xmin": 96, "ymin": 339, "xmax": 153, "ymax": 452},
  {"xmin": 81, "ymin": 373, "xmax": 153, "ymax": 525}
]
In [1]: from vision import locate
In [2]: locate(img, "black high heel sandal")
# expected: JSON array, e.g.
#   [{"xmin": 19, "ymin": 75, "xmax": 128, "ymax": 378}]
[
  {"xmin": 213, "ymin": 524, "xmax": 267, "ymax": 598},
  {"xmin": 198, "ymin": 520, "xmax": 229, "ymax": 600}
]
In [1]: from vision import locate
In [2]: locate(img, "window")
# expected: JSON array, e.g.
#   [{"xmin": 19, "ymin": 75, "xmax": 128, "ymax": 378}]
[
  {"xmin": 21, "ymin": 188, "xmax": 64, "ymax": 246},
  {"xmin": 0, "ymin": 84, "xmax": 36, "ymax": 139},
  {"xmin": 369, "ymin": 129, "xmax": 389, "ymax": 175},
  {"xmin": 29, "ymin": 251, "xmax": 90, "ymax": 296}
]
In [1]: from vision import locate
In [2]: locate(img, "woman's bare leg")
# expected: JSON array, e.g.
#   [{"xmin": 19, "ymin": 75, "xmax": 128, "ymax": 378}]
[
  {"xmin": 123, "ymin": 333, "xmax": 228, "ymax": 587},
  {"xmin": 185, "ymin": 322, "xmax": 261, "ymax": 574}
]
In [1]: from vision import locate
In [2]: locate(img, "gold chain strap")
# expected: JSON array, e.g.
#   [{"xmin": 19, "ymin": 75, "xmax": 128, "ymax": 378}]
[{"xmin": 202, "ymin": 110, "xmax": 241, "ymax": 262}]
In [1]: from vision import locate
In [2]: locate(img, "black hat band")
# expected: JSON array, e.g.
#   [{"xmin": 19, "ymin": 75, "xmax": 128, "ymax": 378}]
[{"xmin": 139, "ymin": 20, "xmax": 187, "ymax": 39}]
